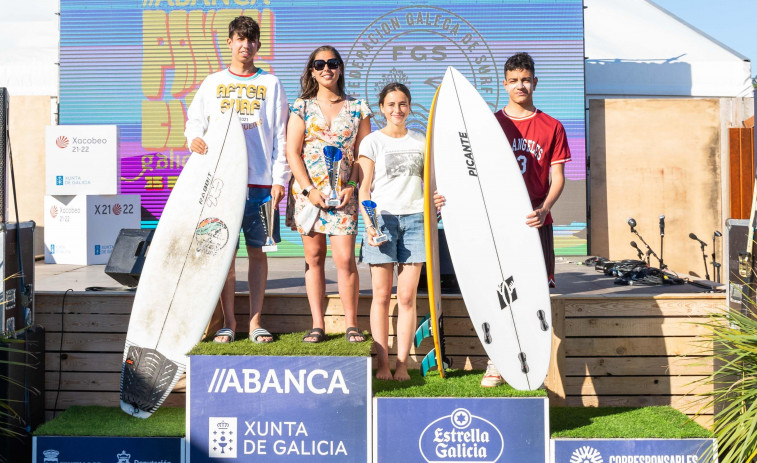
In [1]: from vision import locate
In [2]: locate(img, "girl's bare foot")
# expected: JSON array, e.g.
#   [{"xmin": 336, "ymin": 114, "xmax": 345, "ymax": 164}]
[
  {"xmin": 375, "ymin": 366, "xmax": 393, "ymax": 381},
  {"xmin": 393, "ymin": 365, "xmax": 410, "ymax": 381}
]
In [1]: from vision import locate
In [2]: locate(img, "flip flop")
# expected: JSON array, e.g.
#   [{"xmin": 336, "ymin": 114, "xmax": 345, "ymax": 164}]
[
  {"xmin": 302, "ymin": 328, "xmax": 326, "ymax": 343},
  {"xmin": 250, "ymin": 328, "xmax": 274, "ymax": 344},
  {"xmin": 345, "ymin": 326, "xmax": 366, "ymax": 343},
  {"xmin": 213, "ymin": 328, "xmax": 235, "ymax": 343}
]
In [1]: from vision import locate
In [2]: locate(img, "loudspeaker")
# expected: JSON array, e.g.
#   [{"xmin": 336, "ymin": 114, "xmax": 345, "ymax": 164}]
[
  {"xmin": 726, "ymin": 219, "xmax": 750, "ymax": 317},
  {"xmin": 0, "ymin": 325, "xmax": 45, "ymax": 463},
  {"xmin": 1, "ymin": 221, "xmax": 35, "ymax": 337},
  {"xmin": 105, "ymin": 228, "xmax": 154, "ymax": 287}
]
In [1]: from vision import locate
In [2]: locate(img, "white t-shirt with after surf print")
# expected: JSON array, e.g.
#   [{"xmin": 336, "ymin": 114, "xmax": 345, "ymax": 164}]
[{"xmin": 359, "ymin": 129, "xmax": 425, "ymax": 215}]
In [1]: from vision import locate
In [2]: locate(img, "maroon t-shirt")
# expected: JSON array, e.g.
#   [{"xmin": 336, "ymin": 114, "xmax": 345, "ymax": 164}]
[{"xmin": 494, "ymin": 109, "xmax": 571, "ymax": 226}]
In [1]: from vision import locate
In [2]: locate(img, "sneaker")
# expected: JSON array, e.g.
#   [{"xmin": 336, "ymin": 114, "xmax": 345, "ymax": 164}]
[{"xmin": 480, "ymin": 360, "xmax": 505, "ymax": 387}]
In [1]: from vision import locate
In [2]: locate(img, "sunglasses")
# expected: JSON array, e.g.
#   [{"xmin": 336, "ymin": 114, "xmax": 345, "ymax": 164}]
[{"xmin": 312, "ymin": 58, "xmax": 342, "ymax": 71}]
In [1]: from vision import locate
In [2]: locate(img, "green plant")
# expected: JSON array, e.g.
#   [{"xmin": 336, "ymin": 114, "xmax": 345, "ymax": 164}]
[
  {"xmin": 696, "ymin": 308, "xmax": 757, "ymax": 463},
  {"xmin": 0, "ymin": 335, "xmax": 27, "ymax": 441}
]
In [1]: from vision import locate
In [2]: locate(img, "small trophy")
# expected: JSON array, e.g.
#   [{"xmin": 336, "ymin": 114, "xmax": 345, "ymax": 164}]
[
  {"xmin": 362, "ymin": 200, "xmax": 388, "ymax": 244},
  {"xmin": 323, "ymin": 146, "xmax": 343, "ymax": 207},
  {"xmin": 259, "ymin": 195, "xmax": 277, "ymax": 253}
]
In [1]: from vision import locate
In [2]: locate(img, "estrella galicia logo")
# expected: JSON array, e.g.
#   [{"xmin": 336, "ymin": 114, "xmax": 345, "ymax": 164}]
[
  {"xmin": 497, "ymin": 276, "xmax": 517, "ymax": 310},
  {"xmin": 56, "ymin": 175, "xmax": 63, "ymax": 185},
  {"xmin": 94, "ymin": 245, "xmax": 100, "ymax": 255},
  {"xmin": 209, "ymin": 417, "xmax": 237, "ymax": 459},
  {"xmin": 570, "ymin": 445, "xmax": 603, "ymax": 463},
  {"xmin": 419, "ymin": 408, "xmax": 504, "ymax": 462}
]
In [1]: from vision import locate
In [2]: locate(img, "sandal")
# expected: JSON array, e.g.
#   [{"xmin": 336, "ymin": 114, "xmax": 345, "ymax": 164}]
[
  {"xmin": 250, "ymin": 328, "xmax": 274, "ymax": 344},
  {"xmin": 345, "ymin": 327, "xmax": 366, "ymax": 343},
  {"xmin": 213, "ymin": 328, "xmax": 235, "ymax": 343},
  {"xmin": 303, "ymin": 328, "xmax": 327, "ymax": 343}
]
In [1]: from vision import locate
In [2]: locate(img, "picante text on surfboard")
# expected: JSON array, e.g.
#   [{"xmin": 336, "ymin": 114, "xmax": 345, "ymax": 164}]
[{"xmin": 458, "ymin": 131, "xmax": 477, "ymax": 176}]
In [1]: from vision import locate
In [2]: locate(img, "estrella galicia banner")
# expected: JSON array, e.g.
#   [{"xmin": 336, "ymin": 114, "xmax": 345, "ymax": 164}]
[
  {"xmin": 552, "ymin": 439, "xmax": 718, "ymax": 463},
  {"xmin": 188, "ymin": 355, "xmax": 370, "ymax": 462},
  {"xmin": 375, "ymin": 397, "xmax": 548, "ymax": 463},
  {"xmin": 33, "ymin": 436, "xmax": 184, "ymax": 463},
  {"xmin": 59, "ymin": 0, "xmax": 586, "ymax": 257}
]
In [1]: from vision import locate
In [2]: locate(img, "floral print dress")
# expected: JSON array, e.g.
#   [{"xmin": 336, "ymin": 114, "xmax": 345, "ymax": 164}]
[{"xmin": 290, "ymin": 96, "xmax": 372, "ymax": 235}]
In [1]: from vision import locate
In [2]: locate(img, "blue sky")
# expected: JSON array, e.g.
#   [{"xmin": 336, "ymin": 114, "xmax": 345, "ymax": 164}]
[{"xmin": 653, "ymin": 0, "xmax": 756, "ymax": 78}]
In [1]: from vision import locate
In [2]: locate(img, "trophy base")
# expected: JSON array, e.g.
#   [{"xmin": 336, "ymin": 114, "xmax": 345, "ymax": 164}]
[
  {"xmin": 325, "ymin": 199, "xmax": 341, "ymax": 207},
  {"xmin": 262, "ymin": 244, "xmax": 278, "ymax": 253},
  {"xmin": 373, "ymin": 234, "xmax": 389, "ymax": 244}
]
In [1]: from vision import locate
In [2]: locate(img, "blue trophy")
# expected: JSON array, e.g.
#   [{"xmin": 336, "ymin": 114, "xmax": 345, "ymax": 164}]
[
  {"xmin": 362, "ymin": 200, "xmax": 388, "ymax": 244},
  {"xmin": 323, "ymin": 146, "xmax": 343, "ymax": 207}
]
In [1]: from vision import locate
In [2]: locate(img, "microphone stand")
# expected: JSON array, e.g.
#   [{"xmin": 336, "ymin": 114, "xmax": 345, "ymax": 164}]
[
  {"xmin": 693, "ymin": 237, "xmax": 710, "ymax": 281},
  {"xmin": 659, "ymin": 215, "xmax": 666, "ymax": 269},
  {"xmin": 630, "ymin": 228, "xmax": 660, "ymax": 267},
  {"xmin": 712, "ymin": 231, "xmax": 722, "ymax": 283}
]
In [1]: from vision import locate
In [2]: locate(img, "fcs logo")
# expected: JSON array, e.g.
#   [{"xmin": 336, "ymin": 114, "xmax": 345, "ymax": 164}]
[
  {"xmin": 113, "ymin": 203, "xmax": 122, "ymax": 215},
  {"xmin": 55, "ymin": 136, "xmax": 69, "ymax": 149},
  {"xmin": 49, "ymin": 205, "xmax": 58, "ymax": 218},
  {"xmin": 570, "ymin": 445, "xmax": 603, "ymax": 463}
]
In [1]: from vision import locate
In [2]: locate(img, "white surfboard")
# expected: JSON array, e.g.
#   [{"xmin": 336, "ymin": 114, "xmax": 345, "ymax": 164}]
[
  {"xmin": 431, "ymin": 67, "xmax": 552, "ymax": 391},
  {"xmin": 120, "ymin": 110, "xmax": 247, "ymax": 417}
]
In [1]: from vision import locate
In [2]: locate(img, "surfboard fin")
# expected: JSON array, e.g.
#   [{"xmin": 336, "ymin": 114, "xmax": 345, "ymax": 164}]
[
  {"xmin": 414, "ymin": 313, "xmax": 432, "ymax": 347},
  {"xmin": 537, "ymin": 309, "xmax": 550, "ymax": 331},
  {"xmin": 518, "ymin": 352, "xmax": 529, "ymax": 374},
  {"xmin": 120, "ymin": 345, "xmax": 180, "ymax": 416}
]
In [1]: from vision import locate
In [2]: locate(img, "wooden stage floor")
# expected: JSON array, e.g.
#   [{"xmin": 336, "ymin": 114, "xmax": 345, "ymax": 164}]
[{"xmin": 35, "ymin": 256, "xmax": 723, "ymax": 297}]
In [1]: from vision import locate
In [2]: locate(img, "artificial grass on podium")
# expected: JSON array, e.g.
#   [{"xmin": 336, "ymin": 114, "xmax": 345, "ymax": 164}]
[
  {"xmin": 188, "ymin": 330, "xmax": 372, "ymax": 357},
  {"xmin": 550, "ymin": 406, "xmax": 710, "ymax": 439},
  {"xmin": 34, "ymin": 406, "xmax": 185, "ymax": 437},
  {"xmin": 36, "ymin": 335, "xmax": 709, "ymax": 439},
  {"xmin": 373, "ymin": 369, "xmax": 546, "ymax": 398},
  {"xmin": 33, "ymin": 405, "xmax": 710, "ymax": 439}
]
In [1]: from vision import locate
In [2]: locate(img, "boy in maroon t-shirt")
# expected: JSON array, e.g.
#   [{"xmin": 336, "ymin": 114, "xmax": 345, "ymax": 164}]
[{"xmin": 435, "ymin": 52, "xmax": 571, "ymax": 387}]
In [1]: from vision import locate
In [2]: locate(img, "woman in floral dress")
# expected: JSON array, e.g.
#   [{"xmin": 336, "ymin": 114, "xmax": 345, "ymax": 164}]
[{"xmin": 285, "ymin": 45, "xmax": 372, "ymax": 343}]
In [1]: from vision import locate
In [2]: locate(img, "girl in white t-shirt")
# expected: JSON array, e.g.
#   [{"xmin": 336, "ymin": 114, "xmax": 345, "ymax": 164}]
[{"xmin": 358, "ymin": 83, "xmax": 425, "ymax": 381}]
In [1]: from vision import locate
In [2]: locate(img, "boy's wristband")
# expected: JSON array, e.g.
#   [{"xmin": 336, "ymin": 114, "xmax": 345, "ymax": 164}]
[{"xmin": 347, "ymin": 180, "xmax": 358, "ymax": 188}]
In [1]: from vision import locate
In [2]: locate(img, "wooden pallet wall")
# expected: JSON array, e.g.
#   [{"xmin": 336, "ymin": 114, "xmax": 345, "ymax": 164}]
[
  {"xmin": 36, "ymin": 291, "xmax": 723, "ymax": 427},
  {"xmin": 547, "ymin": 295, "xmax": 722, "ymax": 428}
]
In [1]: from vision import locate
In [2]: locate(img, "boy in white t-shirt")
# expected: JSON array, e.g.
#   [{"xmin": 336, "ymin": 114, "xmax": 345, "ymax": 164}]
[{"xmin": 185, "ymin": 16, "xmax": 289, "ymax": 343}]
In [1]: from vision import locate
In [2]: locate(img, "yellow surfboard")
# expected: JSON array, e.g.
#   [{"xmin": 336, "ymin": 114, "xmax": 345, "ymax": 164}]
[{"xmin": 414, "ymin": 86, "xmax": 449, "ymax": 377}]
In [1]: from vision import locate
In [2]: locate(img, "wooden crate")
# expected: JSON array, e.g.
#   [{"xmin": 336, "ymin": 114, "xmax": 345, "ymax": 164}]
[{"xmin": 546, "ymin": 295, "xmax": 723, "ymax": 428}]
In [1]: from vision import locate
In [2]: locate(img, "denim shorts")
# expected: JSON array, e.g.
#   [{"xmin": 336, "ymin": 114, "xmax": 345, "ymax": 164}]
[
  {"xmin": 360, "ymin": 212, "xmax": 425, "ymax": 265},
  {"xmin": 242, "ymin": 187, "xmax": 281, "ymax": 248}
]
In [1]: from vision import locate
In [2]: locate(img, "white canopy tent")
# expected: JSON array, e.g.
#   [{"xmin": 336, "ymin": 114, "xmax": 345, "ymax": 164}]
[{"xmin": 585, "ymin": 0, "xmax": 753, "ymax": 99}]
